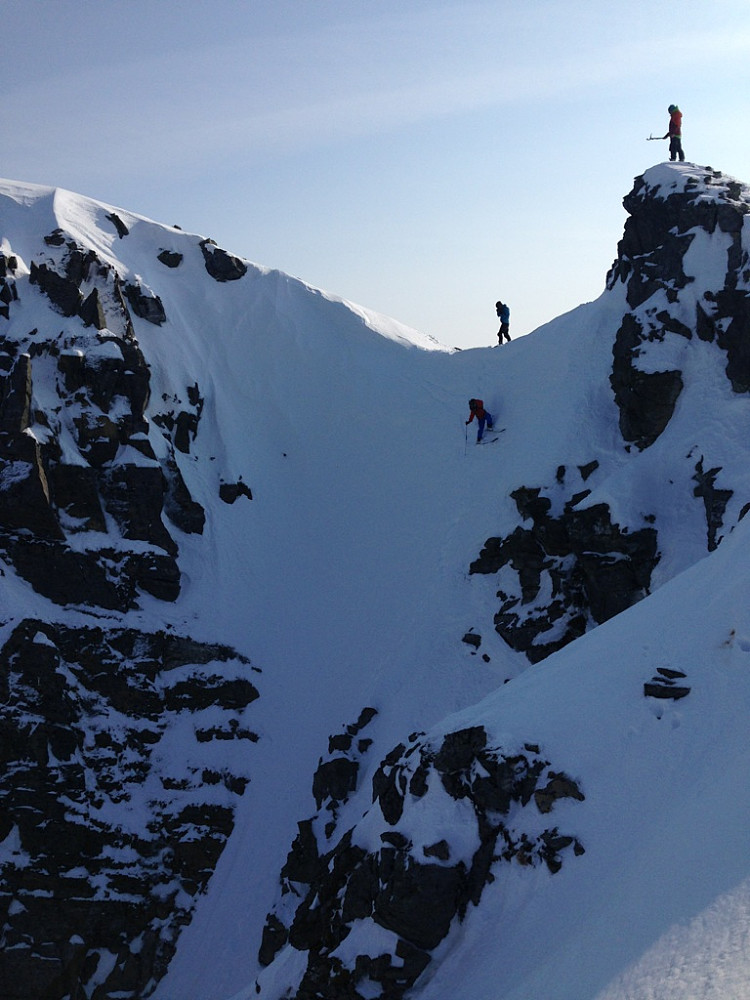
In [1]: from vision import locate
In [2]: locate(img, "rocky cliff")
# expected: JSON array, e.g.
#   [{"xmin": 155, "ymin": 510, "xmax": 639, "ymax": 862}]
[{"xmin": 0, "ymin": 197, "xmax": 259, "ymax": 999}]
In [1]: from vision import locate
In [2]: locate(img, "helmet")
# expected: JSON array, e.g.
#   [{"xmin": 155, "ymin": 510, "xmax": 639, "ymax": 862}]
[{"xmin": 668, "ymin": 104, "xmax": 678, "ymax": 113}]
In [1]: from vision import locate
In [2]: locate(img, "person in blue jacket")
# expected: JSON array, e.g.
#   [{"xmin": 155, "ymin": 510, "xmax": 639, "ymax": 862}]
[{"xmin": 496, "ymin": 300, "xmax": 511, "ymax": 344}]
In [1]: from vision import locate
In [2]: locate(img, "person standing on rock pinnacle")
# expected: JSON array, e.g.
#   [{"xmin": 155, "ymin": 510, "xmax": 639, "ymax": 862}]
[
  {"xmin": 466, "ymin": 398, "xmax": 494, "ymax": 443},
  {"xmin": 664, "ymin": 105, "xmax": 684, "ymax": 162},
  {"xmin": 496, "ymin": 300, "xmax": 511, "ymax": 344}
]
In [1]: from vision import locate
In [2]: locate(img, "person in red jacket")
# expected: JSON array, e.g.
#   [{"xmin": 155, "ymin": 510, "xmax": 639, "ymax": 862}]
[
  {"xmin": 664, "ymin": 105, "xmax": 684, "ymax": 162},
  {"xmin": 465, "ymin": 398, "xmax": 494, "ymax": 443}
]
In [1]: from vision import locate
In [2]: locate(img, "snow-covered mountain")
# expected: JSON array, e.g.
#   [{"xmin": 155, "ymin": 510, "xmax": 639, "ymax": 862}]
[{"xmin": 1, "ymin": 163, "xmax": 749, "ymax": 1000}]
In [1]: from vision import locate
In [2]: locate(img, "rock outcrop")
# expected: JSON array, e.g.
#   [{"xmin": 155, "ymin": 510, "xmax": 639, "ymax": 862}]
[
  {"xmin": 0, "ymin": 619, "xmax": 259, "ymax": 1000},
  {"xmin": 471, "ymin": 476, "xmax": 659, "ymax": 663},
  {"xmin": 0, "ymin": 208, "xmax": 259, "ymax": 999},
  {"xmin": 200, "ymin": 239, "xmax": 248, "ymax": 282},
  {"xmin": 608, "ymin": 165, "xmax": 750, "ymax": 432},
  {"xmin": 258, "ymin": 723, "xmax": 584, "ymax": 999},
  {"xmin": 0, "ymin": 234, "xmax": 206, "ymax": 611}
]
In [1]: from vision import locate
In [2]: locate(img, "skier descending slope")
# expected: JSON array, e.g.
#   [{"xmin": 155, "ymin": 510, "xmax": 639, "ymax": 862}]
[{"xmin": 465, "ymin": 397, "xmax": 494, "ymax": 443}]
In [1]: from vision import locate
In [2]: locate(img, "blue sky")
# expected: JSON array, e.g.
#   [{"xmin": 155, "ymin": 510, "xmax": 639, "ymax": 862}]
[{"xmin": 4, "ymin": 0, "xmax": 750, "ymax": 348}]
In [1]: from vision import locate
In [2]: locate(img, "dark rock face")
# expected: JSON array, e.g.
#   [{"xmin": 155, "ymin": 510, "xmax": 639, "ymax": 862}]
[
  {"xmin": 0, "ymin": 216, "xmax": 263, "ymax": 995},
  {"xmin": 610, "ymin": 313, "xmax": 684, "ymax": 450},
  {"xmin": 693, "ymin": 457, "xmax": 733, "ymax": 551},
  {"xmin": 0, "ymin": 619, "xmax": 259, "ymax": 1000},
  {"xmin": 259, "ymin": 724, "xmax": 583, "ymax": 999},
  {"xmin": 0, "ymin": 236, "xmax": 207, "ymax": 611},
  {"xmin": 153, "ymin": 383, "xmax": 205, "ymax": 457},
  {"xmin": 470, "ymin": 481, "xmax": 659, "ymax": 663},
  {"xmin": 29, "ymin": 259, "xmax": 84, "ymax": 315},
  {"xmin": 610, "ymin": 168, "xmax": 749, "ymax": 308},
  {"xmin": 0, "ymin": 207, "xmax": 262, "ymax": 1000},
  {"xmin": 608, "ymin": 166, "xmax": 750, "ymax": 444},
  {"xmin": 0, "ymin": 254, "xmax": 19, "ymax": 322}
]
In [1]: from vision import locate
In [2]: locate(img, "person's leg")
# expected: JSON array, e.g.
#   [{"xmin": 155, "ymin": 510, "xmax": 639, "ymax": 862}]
[{"xmin": 477, "ymin": 416, "xmax": 486, "ymax": 442}]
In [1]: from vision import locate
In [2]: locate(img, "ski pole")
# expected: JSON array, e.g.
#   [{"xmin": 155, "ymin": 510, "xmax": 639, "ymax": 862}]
[{"xmin": 646, "ymin": 134, "xmax": 664, "ymax": 141}]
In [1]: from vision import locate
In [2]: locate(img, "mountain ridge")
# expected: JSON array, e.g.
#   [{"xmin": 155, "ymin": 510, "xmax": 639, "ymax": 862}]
[{"xmin": 0, "ymin": 162, "xmax": 749, "ymax": 1000}]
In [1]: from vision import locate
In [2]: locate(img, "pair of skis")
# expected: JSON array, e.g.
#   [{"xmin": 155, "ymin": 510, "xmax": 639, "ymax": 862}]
[{"xmin": 477, "ymin": 428, "xmax": 505, "ymax": 444}]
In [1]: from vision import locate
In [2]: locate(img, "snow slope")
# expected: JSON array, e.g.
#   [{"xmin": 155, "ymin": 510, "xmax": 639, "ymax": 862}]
[
  {"xmin": 408, "ymin": 513, "xmax": 750, "ymax": 1000},
  {"xmin": 1, "ymin": 164, "xmax": 748, "ymax": 1000}
]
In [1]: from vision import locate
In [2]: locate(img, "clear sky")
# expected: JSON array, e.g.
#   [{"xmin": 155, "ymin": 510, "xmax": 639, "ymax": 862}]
[{"xmin": 3, "ymin": 0, "xmax": 750, "ymax": 348}]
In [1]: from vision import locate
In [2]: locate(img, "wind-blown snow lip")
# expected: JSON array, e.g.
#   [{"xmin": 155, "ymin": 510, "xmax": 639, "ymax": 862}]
[
  {"xmin": 318, "ymin": 290, "xmax": 452, "ymax": 351},
  {"xmin": 0, "ymin": 176, "xmax": 167, "ymax": 229},
  {"xmin": 0, "ymin": 177, "xmax": 58, "ymax": 206}
]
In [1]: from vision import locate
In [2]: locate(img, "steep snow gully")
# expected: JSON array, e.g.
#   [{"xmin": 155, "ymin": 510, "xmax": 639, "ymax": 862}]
[{"xmin": 0, "ymin": 162, "xmax": 749, "ymax": 1000}]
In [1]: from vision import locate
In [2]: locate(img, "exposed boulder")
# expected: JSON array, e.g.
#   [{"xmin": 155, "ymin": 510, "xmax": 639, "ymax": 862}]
[
  {"xmin": 44, "ymin": 228, "xmax": 66, "ymax": 247},
  {"xmin": 157, "ymin": 249, "xmax": 183, "ymax": 268},
  {"xmin": 219, "ymin": 479, "xmax": 253, "ymax": 504},
  {"xmin": 199, "ymin": 239, "xmax": 248, "ymax": 282},
  {"xmin": 100, "ymin": 465, "xmax": 177, "ymax": 554},
  {"xmin": 123, "ymin": 280, "xmax": 167, "ymax": 325},
  {"xmin": 79, "ymin": 287, "xmax": 108, "ymax": 328},
  {"xmin": 644, "ymin": 666, "xmax": 690, "ymax": 700},
  {"xmin": 106, "ymin": 212, "xmax": 129, "ymax": 238},
  {"xmin": 153, "ymin": 384, "xmax": 204, "ymax": 456}
]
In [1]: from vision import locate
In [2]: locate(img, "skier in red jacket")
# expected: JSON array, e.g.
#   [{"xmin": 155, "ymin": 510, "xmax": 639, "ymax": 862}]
[
  {"xmin": 465, "ymin": 398, "xmax": 494, "ymax": 443},
  {"xmin": 664, "ymin": 105, "xmax": 684, "ymax": 162}
]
